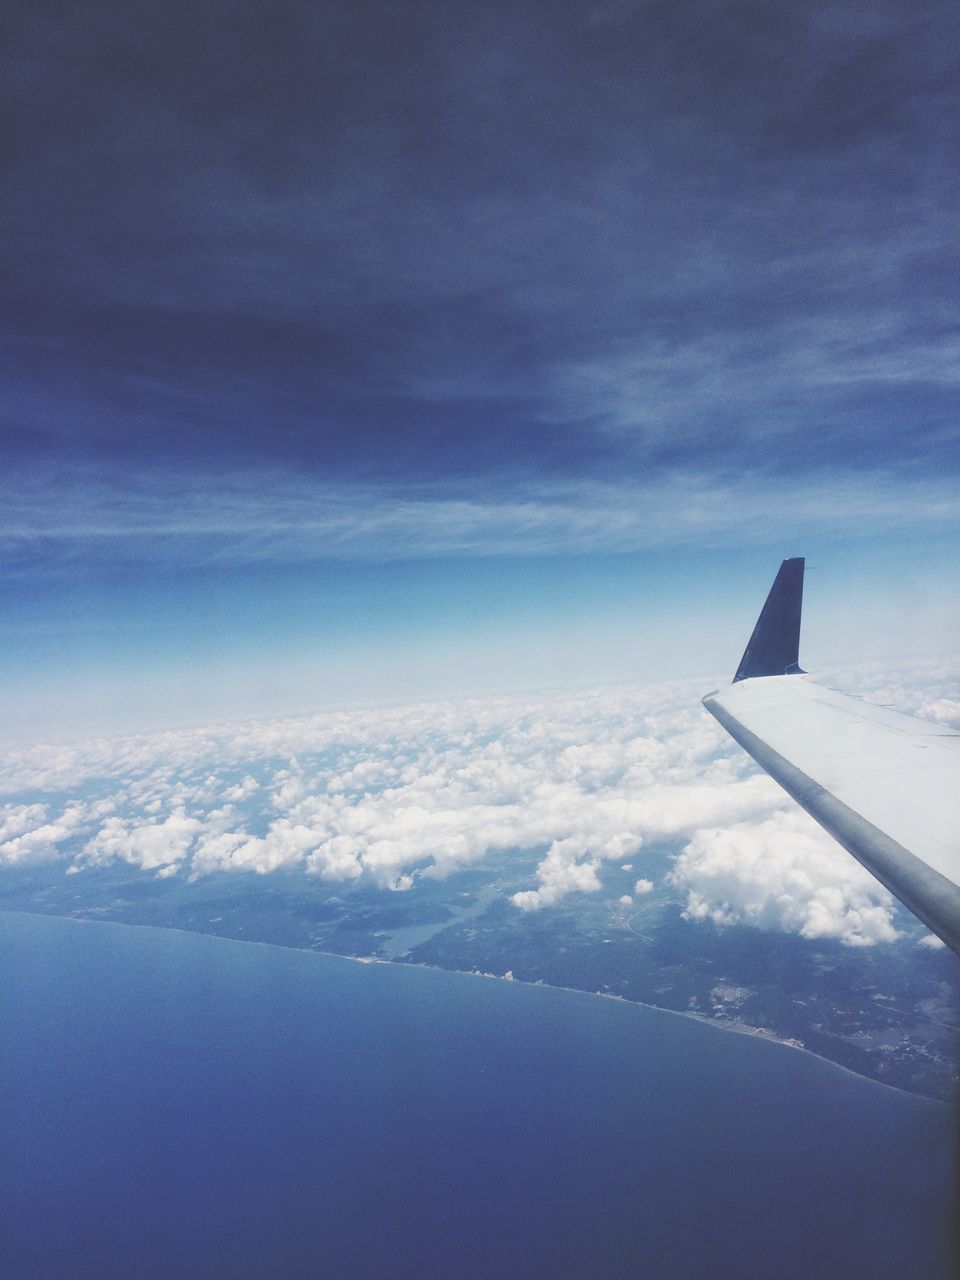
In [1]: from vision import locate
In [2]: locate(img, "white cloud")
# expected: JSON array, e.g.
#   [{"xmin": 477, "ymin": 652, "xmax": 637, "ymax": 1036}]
[
  {"xmin": 0, "ymin": 660, "xmax": 955, "ymax": 945},
  {"xmin": 0, "ymin": 803, "xmax": 48, "ymax": 843},
  {"xmin": 222, "ymin": 775, "xmax": 259, "ymax": 801},
  {"xmin": 192, "ymin": 818, "xmax": 322, "ymax": 876},
  {"xmin": 81, "ymin": 808, "xmax": 203, "ymax": 871},
  {"xmin": 670, "ymin": 810, "xmax": 899, "ymax": 947},
  {"xmin": 512, "ymin": 837, "xmax": 603, "ymax": 911},
  {"xmin": 619, "ymin": 894, "xmax": 633, "ymax": 906},
  {"xmin": 305, "ymin": 835, "xmax": 364, "ymax": 882},
  {"xmin": 0, "ymin": 800, "xmax": 98, "ymax": 866},
  {"xmin": 916, "ymin": 697, "xmax": 960, "ymax": 728}
]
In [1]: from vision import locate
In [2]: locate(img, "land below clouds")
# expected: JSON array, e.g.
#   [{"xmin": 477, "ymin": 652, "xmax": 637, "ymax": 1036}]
[
  {"xmin": 2, "ymin": 670, "xmax": 958, "ymax": 1102},
  {"xmin": 3, "ymin": 844, "xmax": 958, "ymax": 1103}
]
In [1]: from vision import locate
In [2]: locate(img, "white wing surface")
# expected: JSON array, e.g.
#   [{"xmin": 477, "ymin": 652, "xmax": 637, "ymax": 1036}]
[{"xmin": 703, "ymin": 559, "xmax": 960, "ymax": 953}]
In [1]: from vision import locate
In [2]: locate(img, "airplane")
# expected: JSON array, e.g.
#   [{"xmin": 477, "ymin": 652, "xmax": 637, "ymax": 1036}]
[{"xmin": 703, "ymin": 558, "xmax": 960, "ymax": 955}]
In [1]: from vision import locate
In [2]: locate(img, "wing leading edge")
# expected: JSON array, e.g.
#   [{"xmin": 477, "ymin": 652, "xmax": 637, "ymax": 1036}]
[{"xmin": 703, "ymin": 558, "xmax": 960, "ymax": 953}]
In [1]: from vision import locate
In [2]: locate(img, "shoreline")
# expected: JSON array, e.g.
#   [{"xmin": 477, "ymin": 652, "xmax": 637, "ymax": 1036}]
[{"xmin": 1, "ymin": 906, "xmax": 949, "ymax": 1106}]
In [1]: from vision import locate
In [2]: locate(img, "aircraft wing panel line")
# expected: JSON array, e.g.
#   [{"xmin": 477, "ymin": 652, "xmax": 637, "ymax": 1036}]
[{"xmin": 703, "ymin": 691, "xmax": 960, "ymax": 953}]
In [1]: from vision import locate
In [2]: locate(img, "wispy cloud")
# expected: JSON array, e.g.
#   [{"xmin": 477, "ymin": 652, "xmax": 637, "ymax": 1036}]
[
  {"xmin": 550, "ymin": 315, "xmax": 960, "ymax": 441},
  {"xmin": 2, "ymin": 468, "xmax": 957, "ymax": 573},
  {"xmin": 4, "ymin": 1, "xmax": 958, "ymax": 497}
]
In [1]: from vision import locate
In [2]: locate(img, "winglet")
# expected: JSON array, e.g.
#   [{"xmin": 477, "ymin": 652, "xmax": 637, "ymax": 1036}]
[{"xmin": 733, "ymin": 558, "xmax": 805, "ymax": 682}]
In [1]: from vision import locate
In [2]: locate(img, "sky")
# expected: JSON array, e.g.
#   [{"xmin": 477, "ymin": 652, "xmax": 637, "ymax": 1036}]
[{"xmin": 3, "ymin": 0, "xmax": 959, "ymax": 740}]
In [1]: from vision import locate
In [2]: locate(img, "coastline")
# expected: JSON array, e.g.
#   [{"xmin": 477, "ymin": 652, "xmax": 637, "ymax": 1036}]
[{"xmin": 1, "ymin": 906, "xmax": 948, "ymax": 1105}]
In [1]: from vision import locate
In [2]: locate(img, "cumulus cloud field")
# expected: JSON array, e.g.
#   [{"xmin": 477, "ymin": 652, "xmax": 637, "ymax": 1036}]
[{"xmin": 2, "ymin": 662, "xmax": 956, "ymax": 948}]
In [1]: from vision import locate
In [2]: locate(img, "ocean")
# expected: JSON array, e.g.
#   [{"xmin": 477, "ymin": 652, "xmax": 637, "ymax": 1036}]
[{"xmin": 1, "ymin": 912, "xmax": 954, "ymax": 1279}]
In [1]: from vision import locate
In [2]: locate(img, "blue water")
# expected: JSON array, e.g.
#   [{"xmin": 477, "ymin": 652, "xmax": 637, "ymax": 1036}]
[{"xmin": 1, "ymin": 913, "xmax": 954, "ymax": 1279}]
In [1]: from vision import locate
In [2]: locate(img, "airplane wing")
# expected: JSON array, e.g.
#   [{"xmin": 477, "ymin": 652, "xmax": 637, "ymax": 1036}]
[{"xmin": 702, "ymin": 558, "xmax": 960, "ymax": 953}]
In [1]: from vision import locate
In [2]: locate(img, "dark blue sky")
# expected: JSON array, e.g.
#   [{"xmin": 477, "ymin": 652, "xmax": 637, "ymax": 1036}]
[{"xmin": 2, "ymin": 1, "xmax": 958, "ymax": 736}]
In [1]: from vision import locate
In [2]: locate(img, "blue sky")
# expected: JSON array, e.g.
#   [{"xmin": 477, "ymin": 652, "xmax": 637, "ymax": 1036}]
[{"xmin": 2, "ymin": 0, "xmax": 958, "ymax": 740}]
